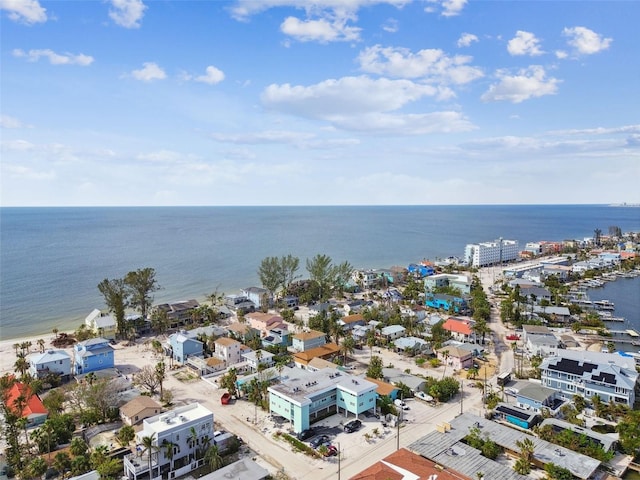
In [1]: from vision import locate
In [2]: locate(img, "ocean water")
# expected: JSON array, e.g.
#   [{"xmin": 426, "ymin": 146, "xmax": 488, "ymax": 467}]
[{"xmin": 1, "ymin": 205, "xmax": 639, "ymax": 340}]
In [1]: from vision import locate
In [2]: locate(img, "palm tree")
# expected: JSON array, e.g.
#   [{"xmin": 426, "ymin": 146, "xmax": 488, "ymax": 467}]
[
  {"xmin": 162, "ymin": 440, "xmax": 176, "ymax": 472},
  {"xmin": 340, "ymin": 335, "xmax": 356, "ymax": 367},
  {"xmin": 37, "ymin": 339, "xmax": 46, "ymax": 353},
  {"xmin": 52, "ymin": 328, "xmax": 59, "ymax": 339},
  {"xmin": 515, "ymin": 437, "xmax": 535, "ymax": 474},
  {"xmin": 188, "ymin": 427, "xmax": 199, "ymax": 461},
  {"xmin": 155, "ymin": 361, "xmax": 166, "ymax": 399},
  {"xmin": 14, "ymin": 355, "xmax": 29, "ymax": 377},
  {"xmin": 13, "ymin": 343, "xmax": 20, "ymax": 356},
  {"xmin": 140, "ymin": 433, "xmax": 159, "ymax": 480},
  {"xmin": 366, "ymin": 330, "xmax": 376, "ymax": 361},
  {"xmin": 440, "ymin": 350, "xmax": 450, "ymax": 380},
  {"xmin": 204, "ymin": 444, "xmax": 224, "ymax": 472}
]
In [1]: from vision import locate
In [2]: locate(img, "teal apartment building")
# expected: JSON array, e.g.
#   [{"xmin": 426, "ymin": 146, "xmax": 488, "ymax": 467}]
[{"xmin": 268, "ymin": 367, "xmax": 377, "ymax": 433}]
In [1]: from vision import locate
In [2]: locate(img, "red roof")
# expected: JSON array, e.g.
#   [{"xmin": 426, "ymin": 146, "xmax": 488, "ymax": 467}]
[
  {"xmin": 350, "ymin": 448, "xmax": 471, "ymax": 480},
  {"xmin": 443, "ymin": 317, "xmax": 473, "ymax": 336},
  {"xmin": 5, "ymin": 381, "xmax": 48, "ymax": 418}
]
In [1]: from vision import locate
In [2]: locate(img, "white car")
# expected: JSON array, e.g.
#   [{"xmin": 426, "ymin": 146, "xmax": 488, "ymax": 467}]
[
  {"xmin": 415, "ymin": 391, "xmax": 434, "ymax": 402},
  {"xmin": 394, "ymin": 399, "xmax": 410, "ymax": 410}
]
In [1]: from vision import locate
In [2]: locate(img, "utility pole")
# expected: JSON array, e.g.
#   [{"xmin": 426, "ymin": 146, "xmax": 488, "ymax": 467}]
[
  {"xmin": 337, "ymin": 442, "xmax": 341, "ymax": 480},
  {"xmin": 460, "ymin": 379, "xmax": 464, "ymax": 415}
]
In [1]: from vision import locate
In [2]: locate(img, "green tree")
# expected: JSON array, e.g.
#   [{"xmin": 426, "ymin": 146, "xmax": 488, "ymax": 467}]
[
  {"xmin": 97, "ymin": 458, "xmax": 124, "ymax": 478},
  {"xmin": 544, "ymin": 462, "xmax": 574, "ymax": 480},
  {"xmin": 155, "ymin": 361, "xmax": 166, "ymax": 399},
  {"xmin": 306, "ymin": 254, "xmax": 334, "ymax": 300},
  {"xmin": 70, "ymin": 455, "xmax": 91, "ymax": 476},
  {"xmin": 140, "ymin": 433, "xmax": 159, "ymax": 480},
  {"xmin": 125, "ymin": 267, "xmax": 160, "ymax": 320},
  {"xmin": 616, "ymin": 410, "xmax": 640, "ymax": 453},
  {"xmin": 515, "ymin": 437, "xmax": 535, "ymax": 474},
  {"xmin": 70, "ymin": 437, "xmax": 88, "ymax": 457},
  {"xmin": 117, "ymin": 425, "xmax": 136, "ymax": 446},
  {"xmin": 366, "ymin": 355, "xmax": 384, "ymax": 379},
  {"xmin": 205, "ymin": 444, "xmax": 224, "ymax": 472},
  {"xmin": 281, "ymin": 254, "xmax": 301, "ymax": 289},
  {"xmin": 53, "ymin": 452, "xmax": 72, "ymax": 476},
  {"xmin": 162, "ymin": 439, "xmax": 177, "ymax": 471},
  {"xmin": 14, "ymin": 355, "xmax": 29, "ymax": 378},
  {"xmin": 25, "ymin": 457, "xmax": 48, "ymax": 479},
  {"xmin": 220, "ymin": 368, "xmax": 238, "ymax": 398},
  {"xmin": 340, "ymin": 335, "xmax": 356, "ymax": 366},
  {"xmin": 258, "ymin": 256, "xmax": 285, "ymax": 298},
  {"xmin": 97, "ymin": 277, "xmax": 128, "ymax": 337}
]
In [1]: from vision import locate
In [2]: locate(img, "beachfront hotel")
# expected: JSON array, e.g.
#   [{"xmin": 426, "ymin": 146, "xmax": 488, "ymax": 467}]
[
  {"xmin": 268, "ymin": 367, "xmax": 377, "ymax": 433},
  {"xmin": 123, "ymin": 403, "xmax": 214, "ymax": 480},
  {"xmin": 464, "ymin": 238, "xmax": 519, "ymax": 267}
]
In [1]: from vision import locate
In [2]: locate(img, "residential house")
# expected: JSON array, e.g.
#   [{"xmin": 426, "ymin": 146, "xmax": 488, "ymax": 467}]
[
  {"xmin": 515, "ymin": 383, "xmax": 564, "ymax": 414},
  {"xmin": 339, "ymin": 313, "xmax": 365, "ymax": 332},
  {"xmin": 308, "ymin": 302, "xmax": 333, "ymax": 317},
  {"xmin": 292, "ymin": 343, "xmax": 340, "ymax": 370},
  {"xmin": 442, "ymin": 317, "xmax": 476, "ymax": 343},
  {"xmin": 84, "ymin": 308, "xmax": 117, "ymax": 339},
  {"xmin": 306, "ymin": 357, "xmax": 336, "ymax": 372},
  {"xmin": 350, "ymin": 448, "xmax": 471, "ymax": 480},
  {"xmin": 394, "ymin": 337, "xmax": 430, "ymax": 355},
  {"xmin": 282, "ymin": 295, "xmax": 299, "ymax": 309},
  {"xmin": 382, "ymin": 288, "xmax": 403, "ymax": 303},
  {"xmin": 120, "ymin": 396, "xmax": 163, "ymax": 426},
  {"xmin": 291, "ymin": 330, "xmax": 327, "ymax": 352},
  {"xmin": 522, "ymin": 325, "xmax": 555, "ymax": 344},
  {"xmin": 262, "ymin": 326, "xmax": 289, "ymax": 348},
  {"xmin": 167, "ymin": 330, "xmax": 204, "ymax": 365},
  {"xmin": 381, "ymin": 368, "xmax": 427, "ymax": 393},
  {"xmin": 268, "ymin": 368, "xmax": 377, "ymax": 433},
  {"xmin": 225, "ymin": 322, "xmax": 259, "ymax": 343},
  {"xmin": 424, "ymin": 273, "xmax": 472, "ymax": 295},
  {"xmin": 224, "ymin": 294, "xmax": 255, "ymax": 313},
  {"xmin": 28, "ymin": 349, "xmax": 71, "ymax": 379},
  {"xmin": 493, "ymin": 403, "xmax": 541, "ymax": 430},
  {"xmin": 154, "ymin": 299, "xmax": 200, "ymax": 328},
  {"xmin": 532, "ymin": 306, "xmax": 572, "ymax": 324},
  {"xmin": 540, "ymin": 349, "xmax": 639, "ymax": 406},
  {"xmin": 241, "ymin": 287, "xmax": 272, "ymax": 309},
  {"xmin": 364, "ymin": 377, "xmax": 400, "ymax": 401},
  {"xmin": 425, "ymin": 293, "xmax": 468, "ymax": 314},
  {"xmin": 409, "ymin": 412, "xmax": 600, "ymax": 480},
  {"xmin": 520, "ymin": 286, "xmax": 552, "ymax": 303},
  {"xmin": 199, "ymin": 458, "xmax": 269, "ymax": 480},
  {"xmin": 539, "ymin": 418, "xmax": 617, "ymax": 453},
  {"xmin": 436, "ymin": 346, "xmax": 473, "ymax": 371},
  {"xmin": 542, "ymin": 264, "xmax": 572, "ymax": 281},
  {"xmin": 123, "ymin": 403, "xmax": 214, "ymax": 480},
  {"xmin": 242, "ymin": 350, "xmax": 275, "ymax": 371},
  {"xmin": 4, "ymin": 380, "xmax": 48, "ymax": 426},
  {"xmin": 525, "ymin": 334, "xmax": 559, "ymax": 357},
  {"xmin": 351, "ymin": 325, "xmax": 372, "ymax": 345},
  {"xmin": 343, "ymin": 299, "xmax": 373, "ymax": 314},
  {"xmin": 212, "ymin": 337, "xmax": 251, "ymax": 368},
  {"xmin": 380, "ymin": 325, "xmax": 406, "ymax": 342},
  {"xmin": 245, "ymin": 312, "xmax": 285, "ymax": 337},
  {"xmin": 73, "ymin": 337, "xmax": 115, "ymax": 375}
]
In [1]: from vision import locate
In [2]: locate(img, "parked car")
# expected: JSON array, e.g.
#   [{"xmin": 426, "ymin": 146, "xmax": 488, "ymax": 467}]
[
  {"xmin": 394, "ymin": 399, "xmax": 409, "ymax": 410},
  {"xmin": 296, "ymin": 428, "xmax": 316, "ymax": 441},
  {"xmin": 344, "ymin": 419, "xmax": 362, "ymax": 433},
  {"xmin": 309, "ymin": 435, "xmax": 331, "ymax": 449},
  {"xmin": 324, "ymin": 445, "xmax": 338, "ymax": 457}
]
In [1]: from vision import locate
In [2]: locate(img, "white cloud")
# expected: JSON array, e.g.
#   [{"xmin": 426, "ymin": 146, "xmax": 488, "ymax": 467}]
[
  {"xmin": 109, "ymin": 0, "xmax": 147, "ymax": 28},
  {"xmin": 457, "ymin": 33, "xmax": 478, "ymax": 48},
  {"xmin": 425, "ymin": 0, "xmax": 467, "ymax": 17},
  {"xmin": 555, "ymin": 50, "xmax": 568, "ymax": 59},
  {"xmin": 1, "ymin": 115, "xmax": 26, "ymax": 129},
  {"xmin": 195, "ymin": 66, "xmax": 225, "ymax": 85},
  {"xmin": 262, "ymin": 76, "xmax": 439, "ymax": 118},
  {"xmin": 328, "ymin": 111, "xmax": 475, "ymax": 134},
  {"xmin": 481, "ymin": 66, "xmax": 560, "ymax": 103},
  {"xmin": 1, "ymin": 139, "xmax": 35, "ymax": 151},
  {"xmin": 130, "ymin": 62, "xmax": 166, "ymax": 82},
  {"xmin": 211, "ymin": 130, "xmax": 315, "ymax": 145},
  {"xmin": 507, "ymin": 31, "xmax": 544, "ymax": 56},
  {"xmin": 281, "ymin": 15, "xmax": 360, "ymax": 42},
  {"xmin": 549, "ymin": 125, "xmax": 640, "ymax": 136},
  {"xmin": 382, "ymin": 18, "xmax": 398, "ymax": 33},
  {"xmin": 229, "ymin": 0, "xmax": 411, "ymax": 21},
  {"xmin": 0, "ymin": 0, "xmax": 46, "ymax": 24},
  {"xmin": 563, "ymin": 26, "xmax": 612, "ymax": 55},
  {"xmin": 12, "ymin": 48, "xmax": 94, "ymax": 66},
  {"xmin": 358, "ymin": 45, "xmax": 483, "ymax": 85}
]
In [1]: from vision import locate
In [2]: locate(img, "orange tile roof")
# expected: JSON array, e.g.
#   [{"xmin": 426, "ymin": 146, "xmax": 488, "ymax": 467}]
[
  {"xmin": 443, "ymin": 317, "xmax": 473, "ymax": 336},
  {"xmin": 350, "ymin": 448, "xmax": 471, "ymax": 480},
  {"xmin": 215, "ymin": 337, "xmax": 241, "ymax": 347},
  {"xmin": 342, "ymin": 313, "xmax": 365, "ymax": 324},
  {"xmin": 5, "ymin": 381, "xmax": 48, "ymax": 418},
  {"xmin": 364, "ymin": 377, "xmax": 398, "ymax": 397},
  {"xmin": 293, "ymin": 343, "xmax": 340, "ymax": 365},
  {"xmin": 293, "ymin": 330, "xmax": 325, "ymax": 340}
]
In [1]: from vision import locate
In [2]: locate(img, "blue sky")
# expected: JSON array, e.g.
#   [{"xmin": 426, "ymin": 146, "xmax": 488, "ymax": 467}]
[{"xmin": 1, "ymin": 0, "xmax": 638, "ymax": 206}]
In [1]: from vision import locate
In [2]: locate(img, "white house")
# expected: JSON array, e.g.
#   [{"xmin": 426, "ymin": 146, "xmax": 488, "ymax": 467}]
[
  {"xmin": 123, "ymin": 403, "xmax": 214, "ymax": 480},
  {"xmin": 380, "ymin": 325, "xmax": 406, "ymax": 342},
  {"xmin": 212, "ymin": 337, "xmax": 251, "ymax": 367},
  {"xmin": 85, "ymin": 308, "xmax": 117, "ymax": 339}
]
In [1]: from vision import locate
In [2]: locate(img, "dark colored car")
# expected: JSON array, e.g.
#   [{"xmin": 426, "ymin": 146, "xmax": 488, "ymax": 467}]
[
  {"xmin": 309, "ymin": 435, "xmax": 331, "ymax": 449},
  {"xmin": 344, "ymin": 419, "xmax": 362, "ymax": 433},
  {"xmin": 296, "ymin": 428, "xmax": 316, "ymax": 441},
  {"xmin": 324, "ymin": 445, "xmax": 338, "ymax": 457}
]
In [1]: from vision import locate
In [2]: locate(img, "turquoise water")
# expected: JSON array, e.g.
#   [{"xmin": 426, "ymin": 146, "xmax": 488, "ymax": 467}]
[{"xmin": 1, "ymin": 205, "xmax": 639, "ymax": 339}]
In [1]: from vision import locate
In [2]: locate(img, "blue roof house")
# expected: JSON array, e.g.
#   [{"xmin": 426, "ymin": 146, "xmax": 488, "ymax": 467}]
[
  {"xmin": 425, "ymin": 293, "xmax": 468, "ymax": 313},
  {"xmin": 73, "ymin": 338, "xmax": 115, "ymax": 375},
  {"xmin": 28, "ymin": 349, "xmax": 72, "ymax": 379},
  {"xmin": 168, "ymin": 330, "xmax": 204, "ymax": 364}
]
